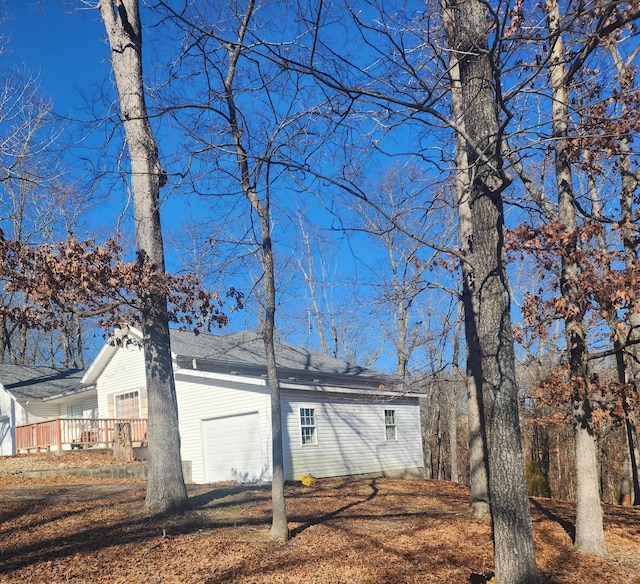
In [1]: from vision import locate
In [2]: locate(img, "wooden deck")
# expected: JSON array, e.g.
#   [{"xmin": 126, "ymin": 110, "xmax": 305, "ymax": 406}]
[{"xmin": 15, "ymin": 418, "xmax": 148, "ymax": 453}]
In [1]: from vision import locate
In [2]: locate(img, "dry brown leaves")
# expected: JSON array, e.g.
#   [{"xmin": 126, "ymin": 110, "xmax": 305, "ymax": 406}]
[
  {"xmin": 0, "ymin": 473, "xmax": 637, "ymax": 584},
  {"xmin": 0, "ymin": 452, "xmax": 125, "ymax": 477}
]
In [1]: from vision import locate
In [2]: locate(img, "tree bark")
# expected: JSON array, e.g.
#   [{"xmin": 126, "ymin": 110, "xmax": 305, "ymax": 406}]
[
  {"xmin": 261, "ymin": 216, "xmax": 290, "ymax": 541},
  {"xmin": 98, "ymin": 0, "xmax": 187, "ymax": 514},
  {"xmin": 441, "ymin": 0, "xmax": 490, "ymax": 523},
  {"xmin": 443, "ymin": 1, "xmax": 540, "ymax": 581},
  {"xmin": 113, "ymin": 422, "xmax": 135, "ymax": 463},
  {"xmin": 608, "ymin": 44, "xmax": 640, "ymax": 505},
  {"xmin": 448, "ymin": 306, "xmax": 464, "ymax": 485},
  {"xmin": 546, "ymin": 0, "xmax": 607, "ymax": 555},
  {"xmin": 220, "ymin": 0, "xmax": 289, "ymax": 540}
]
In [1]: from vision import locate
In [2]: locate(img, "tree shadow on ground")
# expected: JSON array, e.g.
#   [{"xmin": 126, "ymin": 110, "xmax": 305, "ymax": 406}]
[
  {"xmin": 0, "ymin": 478, "xmax": 384, "ymax": 576},
  {"xmin": 0, "ymin": 486, "xmax": 274, "ymax": 576},
  {"xmin": 601, "ymin": 502, "xmax": 640, "ymax": 531},
  {"xmin": 289, "ymin": 478, "xmax": 379, "ymax": 537},
  {"xmin": 187, "ymin": 483, "xmax": 270, "ymax": 510},
  {"xmin": 530, "ymin": 498, "xmax": 575, "ymax": 543}
]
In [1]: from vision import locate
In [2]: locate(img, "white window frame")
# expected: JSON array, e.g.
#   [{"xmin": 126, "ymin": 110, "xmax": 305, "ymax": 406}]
[
  {"xmin": 67, "ymin": 404, "xmax": 84, "ymax": 419},
  {"xmin": 384, "ymin": 409, "xmax": 397, "ymax": 441},
  {"xmin": 114, "ymin": 390, "xmax": 141, "ymax": 419},
  {"xmin": 299, "ymin": 407, "xmax": 317, "ymax": 446}
]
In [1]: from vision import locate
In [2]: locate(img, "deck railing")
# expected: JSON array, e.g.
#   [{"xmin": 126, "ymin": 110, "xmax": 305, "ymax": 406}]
[{"xmin": 15, "ymin": 418, "xmax": 148, "ymax": 453}]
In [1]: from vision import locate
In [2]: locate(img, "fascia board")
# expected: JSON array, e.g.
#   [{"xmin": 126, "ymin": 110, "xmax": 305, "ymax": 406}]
[
  {"xmin": 174, "ymin": 356, "xmax": 395, "ymax": 390},
  {"xmin": 82, "ymin": 327, "xmax": 142, "ymax": 385},
  {"xmin": 38, "ymin": 385, "xmax": 97, "ymax": 403},
  {"xmin": 82, "ymin": 344, "xmax": 117, "ymax": 385},
  {"xmin": 279, "ymin": 381, "xmax": 425, "ymax": 399},
  {"xmin": 174, "ymin": 367, "xmax": 268, "ymax": 387}
]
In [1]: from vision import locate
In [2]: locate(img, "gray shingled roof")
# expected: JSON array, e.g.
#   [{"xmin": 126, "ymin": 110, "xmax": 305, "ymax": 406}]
[
  {"xmin": 169, "ymin": 329, "xmax": 396, "ymax": 388},
  {"xmin": 0, "ymin": 365, "xmax": 90, "ymax": 401}
]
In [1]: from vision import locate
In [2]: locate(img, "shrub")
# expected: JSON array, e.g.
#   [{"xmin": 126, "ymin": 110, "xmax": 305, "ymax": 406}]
[{"xmin": 525, "ymin": 460, "xmax": 551, "ymax": 497}]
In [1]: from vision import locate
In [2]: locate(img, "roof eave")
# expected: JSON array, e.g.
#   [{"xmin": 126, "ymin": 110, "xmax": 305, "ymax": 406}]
[
  {"xmin": 16, "ymin": 384, "xmax": 97, "ymax": 403},
  {"xmin": 175, "ymin": 354, "xmax": 396, "ymax": 390},
  {"xmin": 82, "ymin": 326, "xmax": 143, "ymax": 385}
]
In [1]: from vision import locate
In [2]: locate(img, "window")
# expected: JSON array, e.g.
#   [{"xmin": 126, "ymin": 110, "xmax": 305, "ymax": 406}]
[
  {"xmin": 385, "ymin": 409, "xmax": 397, "ymax": 441},
  {"xmin": 114, "ymin": 390, "xmax": 140, "ymax": 419},
  {"xmin": 67, "ymin": 404, "xmax": 83, "ymax": 419},
  {"xmin": 300, "ymin": 408, "xmax": 317, "ymax": 445}
]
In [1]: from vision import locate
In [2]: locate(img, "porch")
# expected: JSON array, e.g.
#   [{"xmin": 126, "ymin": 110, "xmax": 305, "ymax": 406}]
[{"xmin": 16, "ymin": 418, "xmax": 148, "ymax": 453}]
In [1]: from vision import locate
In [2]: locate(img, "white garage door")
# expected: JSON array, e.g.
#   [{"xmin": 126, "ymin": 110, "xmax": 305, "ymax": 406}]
[{"xmin": 202, "ymin": 412, "xmax": 265, "ymax": 483}]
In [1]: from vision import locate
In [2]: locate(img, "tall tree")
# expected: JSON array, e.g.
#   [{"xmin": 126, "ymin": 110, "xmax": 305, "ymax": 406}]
[
  {"xmin": 441, "ymin": 1, "xmax": 490, "ymax": 520},
  {"xmin": 505, "ymin": 0, "xmax": 640, "ymax": 553},
  {"xmin": 98, "ymin": 0, "xmax": 187, "ymax": 513},
  {"xmin": 220, "ymin": 0, "xmax": 288, "ymax": 538},
  {"xmin": 442, "ymin": 0, "xmax": 540, "ymax": 581},
  {"xmin": 545, "ymin": 0, "xmax": 606, "ymax": 555},
  {"xmin": 352, "ymin": 163, "xmax": 455, "ymax": 380},
  {"xmin": 149, "ymin": 0, "xmax": 327, "ymax": 538},
  {"xmin": 605, "ymin": 42, "xmax": 640, "ymax": 506}
]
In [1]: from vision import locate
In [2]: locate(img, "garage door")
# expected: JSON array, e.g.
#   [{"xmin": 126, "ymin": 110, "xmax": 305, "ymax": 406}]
[{"xmin": 202, "ymin": 412, "xmax": 265, "ymax": 483}]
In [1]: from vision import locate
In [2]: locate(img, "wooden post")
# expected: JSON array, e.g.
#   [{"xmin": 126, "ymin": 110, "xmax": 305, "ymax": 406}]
[{"xmin": 56, "ymin": 419, "xmax": 62, "ymax": 452}]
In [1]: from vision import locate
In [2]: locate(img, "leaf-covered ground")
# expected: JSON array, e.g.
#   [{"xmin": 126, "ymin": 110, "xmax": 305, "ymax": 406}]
[{"xmin": 0, "ymin": 457, "xmax": 637, "ymax": 583}]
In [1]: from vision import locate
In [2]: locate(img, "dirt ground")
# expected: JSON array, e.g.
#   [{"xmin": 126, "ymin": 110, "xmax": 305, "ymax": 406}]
[{"xmin": 0, "ymin": 452, "xmax": 638, "ymax": 583}]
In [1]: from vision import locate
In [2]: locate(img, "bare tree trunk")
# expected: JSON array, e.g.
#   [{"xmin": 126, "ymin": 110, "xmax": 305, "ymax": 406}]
[
  {"xmin": 245, "ymin": 194, "xmax": 289, "ymax": 541},
  {"xmin": 18, "ymin": 298, "xmax": 28, "ymax": 363},
  {"xmin": 296, "ymin": 218, "xmax": 328, "ymax": 355},
  {"xmin": 448, "ymin": 306, "xmax": 463, "ymax": 484},
  {"xmin": 420, "ymin": 395, "xmax": 434, "ymax": 479},
  {"xmin": 466, "ymin": 374, "xmax": 490, "ymax": 517},
  {"xmin": 608, "ymin": 45, "xmax": 640, "ymax": 505},
  {"xmin": 588, "ymin": 158, "xmax": 640, "ymax": 507},
  {"xmin": 262, "ymin": 218, "xmax": 289, "ymax": 541},
  {"xmin": 113, "ymin": 422, "xmax": 135, "ymax": 463},
  {"xmin": 623, "ymin": 400, "xmax": 640, "ymax": 505},
  {"xmin": 546, "ymin": 0, "xmax": 606, "ymax": 555},
  {"xmin": 443, "ymin": 1, "xmax": 540, "ymax": 580},
  {"xmin": 72, "ymin": 311, "xmax": 84, "ymax": 369},
  {"xmin": 441, "ymin": 1, "xmax": 490, "ymax": 521},
  {"xmin": 99, "ymin": 0, "xmax": 187, "ymax": 514},
  {"xmin": 435, "ymin": 406, "xmax": 443, "ymax": 480},
  {"xmin": 0, "ymin": 316, "xmax": 6, "ymax": 362},
  {"xmin": 60, "ymin": 311, "xmax": 84, "ymax": 368},
  {"xmin": 221, "ymin": 0, "xmax": 289, "ymax": 541},
  {"xmin": 447, "ymin": 390, "xmax": 459, "ymax": 484}
]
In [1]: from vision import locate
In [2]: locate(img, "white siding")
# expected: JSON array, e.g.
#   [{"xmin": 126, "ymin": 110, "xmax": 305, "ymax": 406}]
[
  {"xmin": 174, "ymin": 374, "xmax": 272, "ymax": 484},
  {"xmin": 0, "ymin": 387, "xmax": 17, "ymax": 455},
  {"xmin": 24, "ymin": 402, "xmax": 62, "ymax": 422},
  {"xmin": 96, "ymin": 345, "xmax": 147, "ymax": 419},
  {"xmin": 282, "ymin": 389, "xmax": 423, "ymax": 481},
  {"xmin": 90, "ymin": 341, "xmax": 423, "ymax": 485},
  {"xmin": 63, "ymin": 396, "xmax": 98, "ymax": 419},
  {"xmin": 83, "ymin": 397, "xmax": 99, "ymax": 418}
]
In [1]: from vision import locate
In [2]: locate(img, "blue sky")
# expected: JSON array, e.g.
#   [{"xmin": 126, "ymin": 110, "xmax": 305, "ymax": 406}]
[
  {"xmin": 2, "ymin": 2, "xmax": 215, "ymax": 255},
  {"xmin": 4, "ymin": 2, "xmax": 108, "ymax": 118},
  {"xmin": 1, "ymin": 1, "xmax": 634, "ymax": 378},
  {"xmin": 0, "ymin": 1, "xmax": 459, "ymax": 373}
]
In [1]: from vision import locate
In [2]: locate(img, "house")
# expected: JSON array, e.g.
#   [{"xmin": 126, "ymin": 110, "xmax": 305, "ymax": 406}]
[
  {"xmin": 0, "ymin": 365, "xmax": 97, "ymax": 455},
  {"xmin": 83, "ymin": 327, "xmax": 425, "ymax": 484}
]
